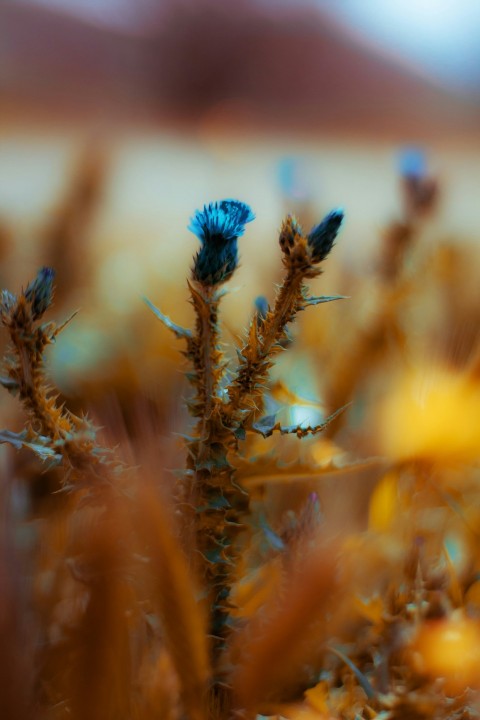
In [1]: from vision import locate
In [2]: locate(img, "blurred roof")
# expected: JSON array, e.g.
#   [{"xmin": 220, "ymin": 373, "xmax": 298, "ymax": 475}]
[{"xmin": 1, "ymin": 0, "xmax": 479, "ymax": 140}]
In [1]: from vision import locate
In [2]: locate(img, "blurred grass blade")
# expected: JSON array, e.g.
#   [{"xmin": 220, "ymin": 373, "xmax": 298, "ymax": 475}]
[
  {"xmin": 135, "ymin": 481, "xmax": 210, "ymax": 720},
  {"xmin": 229, "ymin": 538, "xmax": 338, "ymax": 711}
]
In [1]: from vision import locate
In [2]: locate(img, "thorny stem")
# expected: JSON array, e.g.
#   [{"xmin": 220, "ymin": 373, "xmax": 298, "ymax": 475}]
[
  {"xmin": 260, "ymin": 268, "xmax": 305, "ymax": 355},
  {"xmin": 225, "ymin": 267, "xmax": 306, "ymax": 421},
  {"xmin": 191, "ymin": 267, "xmax": 314, "ymax": 676},
  {"xmin": 2, "ymin": 293, "xmax": 110, "ymax": 479},
  {"xmin": 7, "ymin": 300, "xmax": 74, "ymax": 441},
  {"xmin": 14, "ymin": 332, "xmax": 61, "ymax": 439},
  {"xmin": 187, "ymin": 283, "xmax": 247, "ymax": 688},
  {"xmin": 187, "ymin": 268, "xmax": 309, "ymax": 684},
  {"xmin": 196, "ymin": 285, "xmax": 220, "ymax": 462}
]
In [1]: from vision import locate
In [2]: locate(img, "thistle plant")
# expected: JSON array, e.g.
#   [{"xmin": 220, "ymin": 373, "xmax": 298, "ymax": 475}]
[
  {"xmin": 146, "ymin": 199, "xmax": 345, "ymax": 700},
  {"xmin": 0, "ymin": 267, "xmax": 119, "ymax": 483}
]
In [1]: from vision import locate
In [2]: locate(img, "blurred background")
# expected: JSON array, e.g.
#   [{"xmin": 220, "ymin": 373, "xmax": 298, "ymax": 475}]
[{"xmin": 1, "ymin": 0, "xmax": 480, "ymax": 428}]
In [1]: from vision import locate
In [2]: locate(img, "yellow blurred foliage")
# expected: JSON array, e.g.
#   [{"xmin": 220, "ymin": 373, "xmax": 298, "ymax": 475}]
[
  {"xmin": 304, "ymin": 681, "xmax": 334, "ymax": 717},
  {"xmin": 352, "ymin": 595, "xmax": 384, "ymax": 626},
  {"xmin": 379, "ymin": 369, "xmax": 480, "ymax": 462},
  {"xmin": 368, "ymin": 471, "xmax": 398, "ymax": 532},
  {"xmin": 413, "ymin": 614, "xmax": 480, "ymax": 692}
]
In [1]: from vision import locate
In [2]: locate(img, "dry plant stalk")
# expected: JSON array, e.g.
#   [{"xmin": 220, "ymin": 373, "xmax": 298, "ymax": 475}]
[{"xmin": 42, "ymin": 146, "xmax": 106, "ymax": 306}]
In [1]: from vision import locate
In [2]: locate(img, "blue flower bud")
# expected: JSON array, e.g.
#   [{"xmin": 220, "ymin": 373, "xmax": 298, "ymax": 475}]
[
  {"xmin": 25, "ymin": 267, "xmax": 55, "ymax": 319},
  {"xmin": 307, "ymin": 209, "xmax": 344, "ymax": 264}
]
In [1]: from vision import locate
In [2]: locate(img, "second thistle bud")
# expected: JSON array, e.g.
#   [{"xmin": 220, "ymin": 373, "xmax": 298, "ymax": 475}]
[
  {"xmin": 24, "ymin": 267, "xmax": 55, "ymax": 319},
  {"xmin": 307, "ymin": 209, "xmax": 344, "ymax": 264}
]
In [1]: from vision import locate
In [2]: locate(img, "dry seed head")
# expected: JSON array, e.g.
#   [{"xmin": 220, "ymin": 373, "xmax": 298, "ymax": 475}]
[{"xmin": 279, "ymin": 215, "xmax": 309, "ymax": 268}]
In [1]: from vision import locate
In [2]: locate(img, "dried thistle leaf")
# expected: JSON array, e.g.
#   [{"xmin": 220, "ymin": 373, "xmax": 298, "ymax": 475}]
[
  {"xmin": 0, "ymin": 429, "xmax": 62, "ymax": 464},
  {"xmin": 251, "ymin": 403, "xmax": 350, "ymax": 439},
  {"xmin": 236, "ymin": 452, "xmax": 387, "ymax": 487},
  {"xmin": 326, "ymin": 645, "xmax": 376, "ymax": 700},
  {"xmin": 302, "ymin": 294, "xmax": 348, "ymax": 306},
  {"xmin": 143, "ymin": 296, "xmax": 192, "ymax": 340}
]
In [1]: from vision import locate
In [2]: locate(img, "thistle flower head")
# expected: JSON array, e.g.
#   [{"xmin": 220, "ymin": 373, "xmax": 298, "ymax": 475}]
[
  {"xmin": 307, "ymin": 209, "xmax": 344, "ymax": 264},
  {"xmin": 189, "ymin": 199, "xmax": 255, "ymax": 286},
  {"xmin": 24, "ymin": 267, "xmax": 55, "ymax": 319},
  {"xmin": 189, "ymin": 199, "xmax": 255, "ymax": 245}
]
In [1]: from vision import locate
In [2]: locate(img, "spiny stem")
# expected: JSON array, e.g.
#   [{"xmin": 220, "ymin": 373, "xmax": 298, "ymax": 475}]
[
  {"xmin": 196, "ymin": 285, "xmax": 220, "ymax": 461},
  {"xmin": 225, "ymin": 268, "xmax": 306, "ymax": 421},
  {"xmin": 7, "ymin": 300, "xmax": 75, "ymax": 441},
  {"xmin": 261, "ymin": 268, "xmax": 304, "ymax": 354},
  {"xmin": 187, "ymin": 283, "xmax": 247, "ymax": 681}
]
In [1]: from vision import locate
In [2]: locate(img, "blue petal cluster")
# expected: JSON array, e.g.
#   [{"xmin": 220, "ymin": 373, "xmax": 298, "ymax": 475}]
[
  {"xmin": 189, "ymin": 200, "xmax": 255, "ymax": 286},
  {"xmin": 307, "ymin": 209, "xmax": 344, "ymax": 264},
  {"xmin": 25, "ymin": 267, "xmax": 55, "ymax": 319}
]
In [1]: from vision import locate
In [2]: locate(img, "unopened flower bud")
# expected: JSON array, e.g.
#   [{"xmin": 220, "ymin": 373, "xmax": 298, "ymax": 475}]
[
  {"xmin": 25, "ymin": 267, "xmax": 55, "ymax": 319},
  {"xmin": 307, "ymin": 209, "xmax": 344, "ymax": 264}
]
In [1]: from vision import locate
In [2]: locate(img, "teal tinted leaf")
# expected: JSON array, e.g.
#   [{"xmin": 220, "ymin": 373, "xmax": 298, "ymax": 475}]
[
  {"xmin": 258, "ymin": 512, "xmax": 285, "ymax": 551},
  {"xmin": 303, "ymin": 294, "xmax": 348, "ymax": 306},
  {"xmin": 327, "ymin": 645, "xmax": 375, "ymax": 700},
  {"xmin": 252, "ymin": 404, "xmax": 350, "ymax": 438},
  {"xmin": 0, "ymin": 429, "xmax": 62, "ymax": 464},
  {"xmin": 0, "ymin": 376, "xmax": 19, "ymax": 394},
  {"xmin": 0, "ymin": 429, "xmax": 26, "ymax": 450},
  {"xmin": 143, "ymin": 296, "xmax": 192, "ymax": 340}
]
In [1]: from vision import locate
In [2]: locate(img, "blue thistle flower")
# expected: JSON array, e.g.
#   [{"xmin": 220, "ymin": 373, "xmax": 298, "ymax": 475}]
[
  {"xmin": 307, "ymin": 209, "xmax": 344, "ymax": 264},
  {"xmin": 189, "ymin": 200, "xmax": 255, "ymax": 286},
  {"xmin": 25, "ymin": 267, "xmax": 55, "ymax": 319}
]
